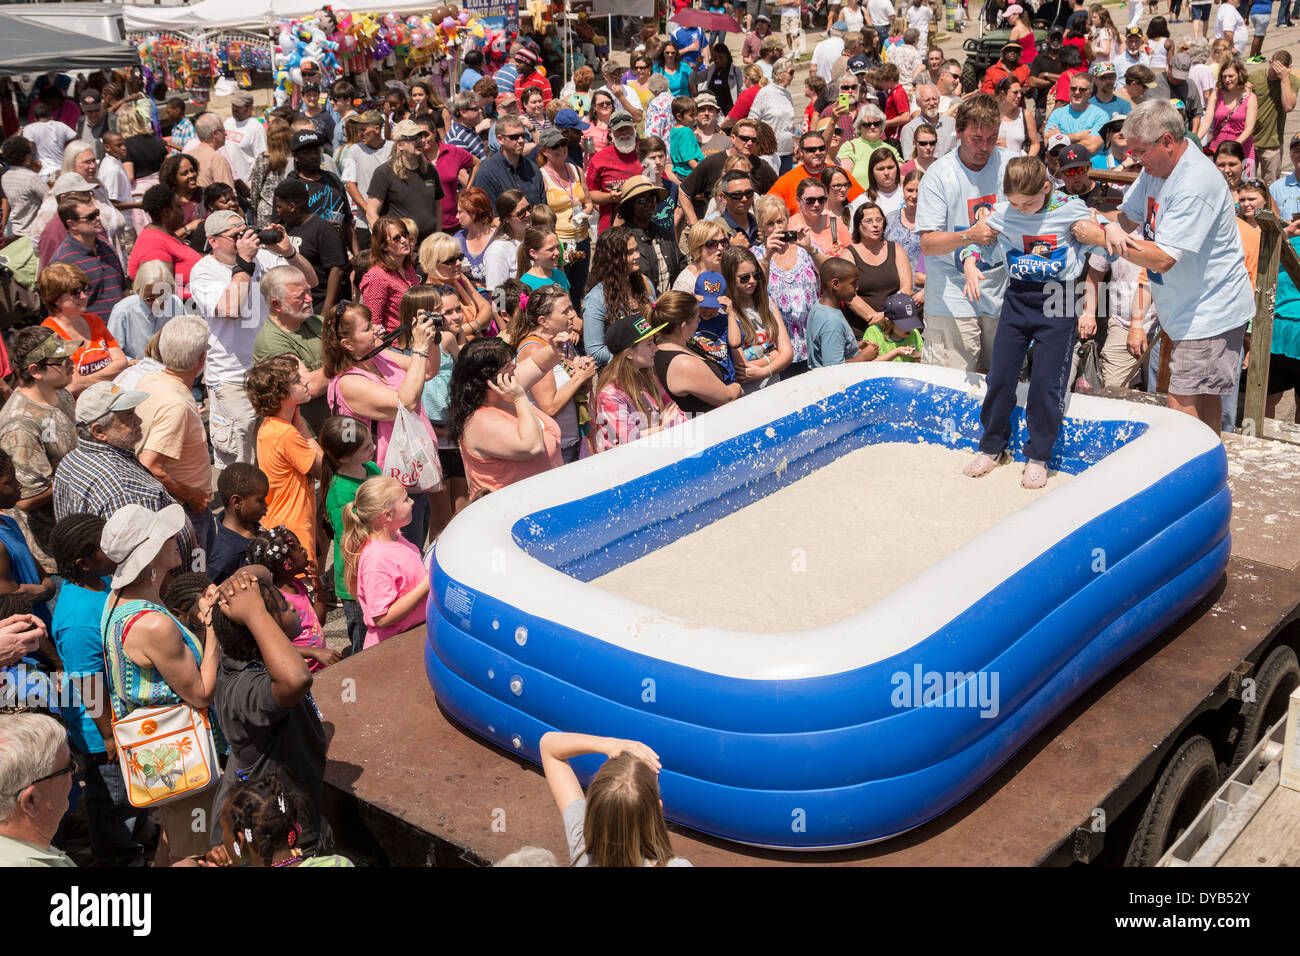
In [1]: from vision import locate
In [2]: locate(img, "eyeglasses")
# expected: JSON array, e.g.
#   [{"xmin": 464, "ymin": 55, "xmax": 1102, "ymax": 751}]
[
  {"xmin": 735, "ymin": 272, "xmax": 758, "ymax": 283},
  {"xmin": 39, "ymin": 356, "xmax": 73, "ymax": 370},
  {"xmin": 12, "ymin": 760, "xmax": 76, "ymax": 794},
  {"xmin": 841, "ymin": 83, "xmax": 859, "ymax": 90},
  {"xmin": 632, "ymin": 195, "xmax": 657, "ymax": 205},
  {"xmin": 828, "ymin": 181, "xmax": 850, "ymax": 191},
  {"xmin": 725, "ymin": 189, "xmax": 755, "ymax": 200},
  {"xmin": 1070, "ymin": 86, "xmax": 1092, "ymax": 94},
  {"xmin": 1062, "ymin": 166, "xmax": 1089, "ymax": 177},
  {"xmin": 734, "ymin": 133, "xmax": 757, "ymax": 143},
  {"xmin": 703, "ymin": 238, "xmax": 727, "ymax": 251},
  {"xmin": 387, "ymin": 233, "xmax": 411, "ymax": 243},
  {"xmin": 801, "ymin": 194, "xmax": 827, "ymax": 205},
  {"xmin": 511, "ymin": 206, "xmax": 530, "ymax": 218},
  {"xmin": 68, "ymin": 286, "xmax": 90, "ymax": 296}
]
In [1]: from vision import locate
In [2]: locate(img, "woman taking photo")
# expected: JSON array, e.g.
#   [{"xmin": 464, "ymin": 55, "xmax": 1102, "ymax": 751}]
[
  {"xmin": 884, "ymin": 169, "xmax": 925, "ymax": 309},
  {"xmin": 699, "ymin": 43, "xmax": 742, "ymax": 115},
  {"xmin": 753, "ymin": 195, "xmax": 823, "ymax": 376},
  {"xmin": 655, "ymin": 41, "xmax": 695, "ymax": 98},
  {"xmin": 448, "ymin": 334, "xmax": 570, "ymax": 490},
  {"xmin": 360, "ymin": 215, "xmax": 418, "ymax": 335},
  {"xmin": 865, "ymin": 148, "xmax": 904, "ymax": 216},
  {"xmin": 539, "ymin": 129, "xmax": 594, "ymax": 295},
  {"xmin": 789, "ymin": 176, "xmax": 847, "ymax": 258},
  {"xmin": 840, "ymin": 201, "xmax": 913, "ymax": 337},
  {"xmin": 452, "ymin": 186, "xmax": 495, "ymax": 287},
  {"xmin": 672, "ymin": 219, "xmax": 728, "ymax": 293},
  {"xmin": 482, "ymin": 189, "xmax": 530, "ymax": 291},
  {"xmin": 102, "ymin": 503, "xmax": 220, "ymax": 866},
  {"xmin": 750, "ymin": 57, "xmax": 798, "ymax": 175},
  {"xmin": 582, "ymin": 89, "xmax": 618, "ymax": 153},
  {"xmin": 323, "ymin": 301, "xmax": 440, "ymax": 546},
  {"xmin": 838, "ymin": 104, "xmax": 899, "ymax": 187},
  {"xmin": 1198, "ymin": 58, "xmax": 1257, "ymax": 173},
  {"xmin": 650, "ymin": 290, "xmax": 743, "ymax": 412},
  {"xmin": 996, "ymin": 76, "xmax": 1039, "ymax": 157},
  {"xmin": 159, "ymin": 154, "xmax": 203, "ymax": 241},
  {"xmin": 418, "ymin": 232, "xmax": 494, "ymax": 336},
  {"xmin": 583, "ymin": 226, "xmax": 657, "ymax": 367},
  {"xmin": 249, "ymin": 117, "xmax": 292, "ymax": 229},
  {"xmin": 507, "ymin": 284, "xmax": 596, "ymax": 463},
  {"xmin": 721, "ymin": 248, "xmax": 794, "ymax": 394}
]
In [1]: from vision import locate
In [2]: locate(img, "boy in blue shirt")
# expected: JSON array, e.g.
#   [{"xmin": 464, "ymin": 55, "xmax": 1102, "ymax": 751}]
[
  {"xmin": 959, "ymin": 156, "xmax": 1126, "ymax": 488},
  {"xmin": 669, "ymin": 97, "xmax": 705, "ymax": 179},
  {"xmin": 806, "ymin": 258, "xmax": 881, "ymax": 368}
]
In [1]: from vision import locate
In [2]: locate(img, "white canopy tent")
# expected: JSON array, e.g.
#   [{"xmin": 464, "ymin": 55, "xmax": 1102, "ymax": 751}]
[{"xmin": 123, "ymin": 0, "xmax": 448, "ymax": 34}]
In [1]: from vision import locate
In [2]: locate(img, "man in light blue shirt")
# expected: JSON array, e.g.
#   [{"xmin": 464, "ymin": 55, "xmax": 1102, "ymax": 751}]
[
  {"xmin": 1110, "ymin": 27, "xmax": 1150, "ymax": 79},
  {"xmin": 1270, "ymin": 135, "xmax": 1300, "ymax": 221},
  {"xmin": 1088, "ymin": 62, "xmax": 1132, "ymax": 121},
  {"xmin": 1046, "ymin": 74, "xmax": 1108, "ymax": 154},
  {"xmin": 1117, "ymin": 100, "xmax": 1254, "ymax": 433}
]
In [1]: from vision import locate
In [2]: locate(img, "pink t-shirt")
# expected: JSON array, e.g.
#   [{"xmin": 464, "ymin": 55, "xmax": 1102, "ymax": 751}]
[
  {"xmin": 356, "ymin": 537, "xmax": 428, "ymax": 648},
  {"xmin": 281, "ymin": 579, "xmax": 327, "ymax": 672}
]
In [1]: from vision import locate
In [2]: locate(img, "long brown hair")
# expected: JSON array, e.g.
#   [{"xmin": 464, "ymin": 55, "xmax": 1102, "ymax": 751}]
[
  {"xmin": 505, "ymin": 283, "xmax": 569, "ymax": 349},
  {"xmin": 579, "ymin": 754, "xmax": 676, "ymax": 867},
  {"xmin": 586, "ymin": 226, "xmax": 653, "ymax": 321},
  {"xmin": 516, "ymin": 225, "xmax": 556, "ymax": 277},
  {"xmin": 369, "ymin": 215, "xmax": 412, "ymax": 273},
  {"xmin": 720, "ymin": 247, "xmax": 780, "ymax": 348},
  {"xmin": 595, "ymin": 343, "xmax": 663, "ymax": 434},
  {"xmin": 265, "ymin": 117, "xmax": 291, "ymax": 175},
  {"xmin": 322, "ymin": 302, "xmax": 372, "ymax": 378}
]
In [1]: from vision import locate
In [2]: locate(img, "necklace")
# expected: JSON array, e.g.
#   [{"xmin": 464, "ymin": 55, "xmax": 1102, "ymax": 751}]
[{"xmin": 271, "ymin": 850, "xmax": 303, "ymax": 867}]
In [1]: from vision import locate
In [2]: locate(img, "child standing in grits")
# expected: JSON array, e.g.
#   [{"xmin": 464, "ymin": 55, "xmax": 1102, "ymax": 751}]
[{"xmin": 959, "ymin": 156, "xmax": 1127, "ymax": 489}]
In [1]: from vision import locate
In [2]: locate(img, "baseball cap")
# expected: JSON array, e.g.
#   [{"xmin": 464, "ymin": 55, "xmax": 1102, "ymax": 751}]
[
  {"xmin": 204, "ymin": 209, "xmax": 245, "ymax": 239},
  {"xmin": 1168, "ymin": 52, "xmax": 1191, "ymax": 81},
  {"xmin": 554, "ymin": 108, "xmax": 590, "ymax": 130},
  {"xmin": 289, "ymin": 129, "xmax": 326, "ymax": 152},
  {"xmin": 694, "ymin": 271, "xmax": 727, "ymax": 309},
  {"xmin": 609, "ymin": 110, "xmax": 636, "ymax": 131},
  {"xmin": 391, "ymin": 119, "xmax": 426, "ymax": 141},
  {"xmin": 1058, "ymin": 144, "xmax": 1092, "ymax": 172},
  {"xmin": 1126, "ymin": 26, "xmax": 1143, "ymax": 37},
  {"xmin": 755, "ymin": 12, "xmax": 771, "ymax": 22},
  {"xmin": 80, "ymin": 90, "xmax": 101, "ymax": 107},
  {"xmin": 538, "ymin": 127, "xmax": 567, "ymax": 150},
  {"xmin": 882, "ymin": 292, "xmax": 921, "ymax": 333},
  {"xmin": 605, "ymin": 313, "xmax": 665, "ymax": 354},
  {"xmin": 102, "ymin": 503, "xmax": 187, "ymax": 590},
  {"xmin": 847, "ymin": 55, "xmax": 871, "ymax": 74},
  {"xmin": 1046, "ymin": 132, "xmax": 1072, "ymax": 152},
  {"xmin": 831, "ymin": 21, "xmax": 847, "ymax": 31},
  {"xmin": 694, "ymin": 92, "xmax": 719, "ymax": 110},
  {"xmin": 1090, "ymin": 61, "xmax": 1116, "ymax": 77},
  {"xmin": 52, "ymin": 172, "xmax": 97, "ymax": 195},
  {"xmin": 359, "ymin": 109, "xmax": 385, "ymax": 126},
  {"xmin": 75, "ymin": 381, "xmax": 147, "ymax": 426},
  {"xmin": 230, "ymin": 90, "xmax": 254, "ymax": 108},
  {"xmin": 13, "ymin": 328, "xmax": 80, "ymax": 371}
]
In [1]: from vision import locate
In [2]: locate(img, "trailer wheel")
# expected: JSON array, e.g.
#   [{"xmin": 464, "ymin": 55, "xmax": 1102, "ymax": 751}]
[
  {"xmin": 1229, "ymin": 645, "xmax": 1300, "ymax": 770},
  {"xmin": 1123, "ymin": 735, "xmax": 1219, "ymax": 867},
  {"xmin": 960, "ymin": 59, "xmax": 979, "ymax": 94}
]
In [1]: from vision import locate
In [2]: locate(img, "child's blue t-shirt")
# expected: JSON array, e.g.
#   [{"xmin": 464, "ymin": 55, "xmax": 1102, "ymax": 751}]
[
  {"xmin": 521, "ymin": 269, "xmax": 571, "ymax": 292},
  {"xmin": 963, "ymin": 191, "xmax": 1104, "ymax": 283},
  {"xmin": 0, "ymin": 514, "xmax": 49, "ymax": 625},
  {"xmin": 670, "ymin": 125, "xmax": 704, "ymax": 179},
  {"xmin": 806, "ymin": 303, "xmax": 859, "ymax": 368},
  {"xmin": 690, "ymin": 310, "xmax": 737, "ymax": 383},
  {"xmin": 208, "ymin": 524, "xmax": 257, "ymax": 583},
  {"xmin": 51, "ymin": 581, "xmax": 112, "ymax": 754}
]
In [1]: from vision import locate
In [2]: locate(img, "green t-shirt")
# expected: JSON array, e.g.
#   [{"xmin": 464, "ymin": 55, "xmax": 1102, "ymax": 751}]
[
  {"xmin": 326, "ymin": 460, "xmax": 381, "ymax": 600},
  {"xmin": 1248, "ymin": 68, "xmax": 1300, "ymax": 150},
  {"xmin": 670, "ymin": 125, "xmax": 704, "ymax": 179},
  {"xmin": 253, "ymin": 314, "xmax": 328, "ymax": 433},
  {"xmin": 862, "ymin": 324, "xmax": 923, "ymax": 361}
]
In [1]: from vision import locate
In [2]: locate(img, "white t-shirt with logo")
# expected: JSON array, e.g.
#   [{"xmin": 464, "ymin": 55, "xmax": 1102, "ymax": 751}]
[
  {"xmin": 1119, "ymin": 145, "xmax": 1253, "ymax": 341},
  {"xmin": 915, "ymin": 146, "xmax": 1015, "ymax": 318},
  {"xmin": 188, "ymin": 249, "xmax": 287, "ymax": 385}
]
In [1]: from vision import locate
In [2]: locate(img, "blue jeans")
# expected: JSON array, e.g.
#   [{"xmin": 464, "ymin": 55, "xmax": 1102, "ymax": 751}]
[
  {"xmin": 979, "ymin": 280, "xmax": 1077, "ymax": 463},
  {"xmin": 74, "ymin": 751, "xmax": 144, "ymax": 864},
  {"xmin": 565, "ymin": 237, "xmax": 591, "ymax": 308},
  {"xmin": 343, "ymin": 598, "xmax": 367, "ymax": 656}
]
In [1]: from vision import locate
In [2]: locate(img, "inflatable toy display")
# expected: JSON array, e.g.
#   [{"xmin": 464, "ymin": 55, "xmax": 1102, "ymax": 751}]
[{"xmin": 425, "ymin": 364, "xmax": 1231, "ymax": 849}]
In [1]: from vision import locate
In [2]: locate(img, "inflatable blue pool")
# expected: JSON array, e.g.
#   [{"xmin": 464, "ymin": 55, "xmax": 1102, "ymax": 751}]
[{"xmin": 425, "ymin": 365, "xmax": 1230, "ymax": 849}]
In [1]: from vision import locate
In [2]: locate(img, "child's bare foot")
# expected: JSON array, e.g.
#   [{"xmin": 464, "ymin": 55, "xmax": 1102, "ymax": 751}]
[
  {"xmin": 1021, "ymin": 461, "xmax": 1048, "ymax": 489},
  {"xmin": 963, "ymin": 453, "xmax": 1001, "ymax": 478}
]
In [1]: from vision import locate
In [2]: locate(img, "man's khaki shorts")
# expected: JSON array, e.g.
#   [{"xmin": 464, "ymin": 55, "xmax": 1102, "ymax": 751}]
[{"xmin": 1168, "ymin": 324, "xmax": 1247, "ymax": 396}]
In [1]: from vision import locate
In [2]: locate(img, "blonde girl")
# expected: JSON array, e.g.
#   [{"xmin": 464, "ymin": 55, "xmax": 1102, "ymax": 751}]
[{"xmin": 340, "ymin": 475, "xmax": 429, "ymax": 650}]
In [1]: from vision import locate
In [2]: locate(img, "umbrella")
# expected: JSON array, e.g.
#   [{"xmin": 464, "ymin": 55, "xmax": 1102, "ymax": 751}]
[{"xmin": 671, "ymin": 8, "xmax": 742, "ymax": 33}]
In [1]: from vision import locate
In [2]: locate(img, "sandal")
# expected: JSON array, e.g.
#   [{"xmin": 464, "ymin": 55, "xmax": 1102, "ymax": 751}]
[
  {"xmin": 1021, "ymin": 461, "xmax": 1048, "ymax": 490},
  {"xmin": 963, "ymin": 453, "xmax": 1002, "ymax": 478}
]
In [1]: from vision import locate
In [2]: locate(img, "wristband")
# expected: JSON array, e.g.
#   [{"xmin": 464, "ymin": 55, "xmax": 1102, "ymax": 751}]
[
  {"xmin": 233, "ymin": 256, "xmax": 256, "ymax": 276},
  {"xmin": 412, "ymin": 349, "xmax": 429, "ymax": 358}
]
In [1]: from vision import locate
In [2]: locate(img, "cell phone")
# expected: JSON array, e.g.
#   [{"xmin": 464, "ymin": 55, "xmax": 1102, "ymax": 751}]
[
  {"xmin": 838, "ymin": 91, "xmax": 854, "ymax": 111},
  {"xmin": 778, "ymin": 230, "xmax": 799, "ymax": 242}
]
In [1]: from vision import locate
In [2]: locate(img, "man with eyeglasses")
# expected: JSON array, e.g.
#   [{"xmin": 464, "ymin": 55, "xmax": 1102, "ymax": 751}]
[
  {"xmin": 0, "ymin": 329, "xmax": 80, "ymax": 562},
  {"xmin": 0, "ymin": 713, "xmax": 77, "ymax": 867},
  {"xmin": 472, "ymin": 115, "xmax": 545, "ymax": 208},
  {"xmin": 1045, "ymin": 74, "xmax": 1107, "ymax": 155},
  {"xmin": 1088, "ymin": 62, "xmax": 1132, "ymax": 122},
  {"xmin": 188, "ymin": 209, "xmax": 315, "ymax": 468},
  {"xmin": 770, "ymin": 130, "xmax": 865, "ymax": 215},
  {"xmin": 680, "ymin": 119, "xmax": 778, "ymax": 218},
  {"xmin": 916, "ymin": 94, "xmax": 1014, "ymax": 372},
  {"xmin": 901, "ymin": 84, "xmax": 957, "ymax": 158},
  {"xmin": 709, "ymin": 170, "xmax": 761, "ymax": 246},
  {"xmin": 51, "ymin": 199, "xmax": 126, "ymax": 322},
  {"xmin": 365, "ymin": 119, "xmax": 445, "ymax": 244},
  {"xmin": 1057, "ymin": 145, "xmax": 1113, "ymax": 211},
  {"xmin": 253, "ymin": 265, "xmax": 331, "ymax": 433},
  {"xmin": 819, "ymin": 69, "xmax": 870, "ymax": 147}
]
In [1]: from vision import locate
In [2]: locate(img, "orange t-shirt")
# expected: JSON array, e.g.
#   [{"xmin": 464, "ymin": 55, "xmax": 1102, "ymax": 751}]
[
  {"xmin": 1237, "ymin": 218, "xmax": 1259, "ymax": 292},
  {"xmin": 42, "ymin": 313, "xmax": 120, "ymax": 378},
  {"xmin": 256, "ymin": 416, "xmax": 318, "ymax": 561},
  {"xmin": 767, "ymin": 164, "xmax": 864, "ymax": 216}
]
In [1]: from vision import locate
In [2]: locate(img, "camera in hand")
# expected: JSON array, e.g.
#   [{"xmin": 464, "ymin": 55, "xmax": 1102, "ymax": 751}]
[
  {"xmin": 257, "ymin": 227, "xmax": 284, "ymax": 244},
  {"xmin": 416, "ymin": 309, "xmax": 446, "ymax": 329},
  {"xmin": 778, "ymin": 230, "xmax": 799, "ymax": 243}
]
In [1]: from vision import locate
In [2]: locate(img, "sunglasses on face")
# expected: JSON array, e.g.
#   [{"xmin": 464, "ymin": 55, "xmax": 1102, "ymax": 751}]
[
  {"xmin": 500, "ymin": 132, "xmax": 527, "ymax": 141},
  {"xmin": 387, "ymin": 233, "xmax": 411, "ymax": 243},
  {"xmin": 67, "ymin": 286, "xmax": 90, "ymax": 296},
  {"xmin": 725, "ymin": 189, "xmax": 755, "ymax": 200},
  {"xmin": 703, "ymin": 238, "xmax": 727, "ymax": 250},
  {"xmin": 801, "ymin": 194, "xmax": 827, "ymax": 205},
  {"xmin": 1063, "ymin": 166, "xmax": 1089, "ymax": 176},
  {"xmin": 803, "ymin": 144, "xmax": 827, "ymax": 152},
  {"xmin": 40, "ymin": 356, "xmax": 73, "ymax": 370},
  {"xmin": 917, "ymin": 139, "xmax": 937, "ymax": 148},
  {"xmin": 736, "ymin": 272, "xmax": 758, "ymax": 283},
  {"xmin": 72, "ymin": 210, "xmax": 101, "ymax": 221},
  {"xmin": 440, "ymin": 253, "xmax": 465, "ymax": 265},
  {"xmin": 860, "ymin": 121, "xmax": 882, "ymax": 129},
  {"xmin": 735, "ymin": 133, "xmax": 757, "ymax": 143}
]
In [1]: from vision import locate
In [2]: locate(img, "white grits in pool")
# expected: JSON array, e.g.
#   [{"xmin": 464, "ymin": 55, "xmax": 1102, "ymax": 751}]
[{"xmin": 590, "ymin": 442, "xmax": 1071, "ymax": 631}]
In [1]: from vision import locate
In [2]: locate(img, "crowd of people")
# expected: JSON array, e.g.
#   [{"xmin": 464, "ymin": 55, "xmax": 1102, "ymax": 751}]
[{"xmin": 0, "ymin": 0, "xmax": 1298, "ymax": 870}]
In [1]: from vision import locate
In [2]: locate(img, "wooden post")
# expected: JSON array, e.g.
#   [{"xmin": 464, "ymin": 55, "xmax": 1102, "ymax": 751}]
[{"xmin": 1243, "ymin": 211, "xmax": 1287, "ymax": 435}]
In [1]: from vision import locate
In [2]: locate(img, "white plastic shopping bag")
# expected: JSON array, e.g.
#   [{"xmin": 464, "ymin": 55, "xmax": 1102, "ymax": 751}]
[{"xmin": 383, "ymin": 406, "xmax": 443, "ymax": 492}]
